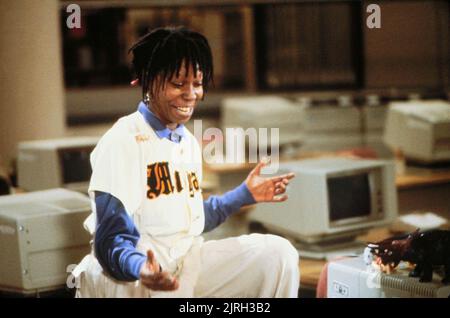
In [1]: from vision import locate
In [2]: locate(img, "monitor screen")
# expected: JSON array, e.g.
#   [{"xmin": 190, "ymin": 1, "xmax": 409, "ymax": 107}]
[
  {"xmin": 327, "ymin": 173, "xmax": 371, "ymax": 222},
  {"xmin": 59, "ymin": 147, "xmax": 93, "ymax": 184}
]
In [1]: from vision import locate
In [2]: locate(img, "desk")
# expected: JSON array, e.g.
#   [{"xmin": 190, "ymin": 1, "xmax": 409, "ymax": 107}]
[
  {"xmin": 203, "ymin": 158, "xmax": 450, "ymax": 294},
  {"xmin": 396, "ymin": 167, "xmax": 450, "ymax": 189},
  {"xmin": 396, "ymin": 166, "xmax": 450, "ymax": 217}
]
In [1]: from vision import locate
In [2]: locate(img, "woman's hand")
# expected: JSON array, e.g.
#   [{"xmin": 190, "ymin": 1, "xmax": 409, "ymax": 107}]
[
  {"xmin": 245, "ymin": 159, "xmax": 295, "ymax": 203},
  {"xmin": 140, "ymin": 250, "xmax": 179, "ymax": 291}
]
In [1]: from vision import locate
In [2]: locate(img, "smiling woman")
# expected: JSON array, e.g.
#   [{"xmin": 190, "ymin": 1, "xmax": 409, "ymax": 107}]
[
  {"xmin": 129, "ymin": 27, "xmax": 213, "ymax": 129},
  {"xmin": 72, "ymin": 26, "xmax": 299, "ymax": 298},
  {"xmin": 150, "ymin": 63, "xmax": 204, "ymax": 129},
  {"xmin": 130, "ymin": 27, "xmax": 213, "ymax": 102}
]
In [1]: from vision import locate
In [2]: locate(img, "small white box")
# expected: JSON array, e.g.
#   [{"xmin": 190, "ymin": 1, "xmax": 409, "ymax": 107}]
[{"xmin": 328, "ymin": 256, "xmax": 450, "ymax": 298}]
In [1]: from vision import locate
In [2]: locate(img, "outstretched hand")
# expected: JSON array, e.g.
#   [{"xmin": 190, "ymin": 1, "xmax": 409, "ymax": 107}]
[
  {"xmin": 245, "ymin": 159, "xmax": 295, "ymax": 203},
  {"xmin": 140, "ymin": 250, "xmax": 179, "ymax": 291}
]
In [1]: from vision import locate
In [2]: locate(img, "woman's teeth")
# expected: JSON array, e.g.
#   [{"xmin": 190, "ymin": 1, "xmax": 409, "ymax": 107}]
[{"xmin": 175, "ymin": 106, "xmax": 191, "ymax": 113}]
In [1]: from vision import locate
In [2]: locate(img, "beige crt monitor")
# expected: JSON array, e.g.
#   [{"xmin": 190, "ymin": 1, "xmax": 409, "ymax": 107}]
[
  {"xmin": 17, "ymin": 136, "xmax": 99, "ymax": 192},
  {"xmin": 221, "ymin": 96, "xmax": 304, "ymax": 148},
  {"xmin": 249, "ymin": 158, "xmax": 398, "ymax": 258},
  {"xmin": 384, "ymin": 100, "xmax": 450, "ymax": 163},
  {"xmin": 0, "ymin": 189, "xmax": 91, "ymax": 294},
  {"xmin": 294, "ymin": 97, "xmax": 364, "ymax": 152}
]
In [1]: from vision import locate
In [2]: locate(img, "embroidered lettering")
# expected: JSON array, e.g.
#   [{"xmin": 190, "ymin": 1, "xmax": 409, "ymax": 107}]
[
  {"xmin": 146, "ymin": 162, "xmax": 200, "ymax": 199},
  {"xmin": 174, "ymin": 171, "xmax": 183, "ymax": 193},
  {"xmin": 187, "ymin": 172, "xmax": 200, "ymax": 197},
  {"xmin": 147, "ymin": 162, "xmax": 174, "ymax": 199},
  {"xmin": 135, "ymin": 134, "xmax": 150, "ymax": 142}
]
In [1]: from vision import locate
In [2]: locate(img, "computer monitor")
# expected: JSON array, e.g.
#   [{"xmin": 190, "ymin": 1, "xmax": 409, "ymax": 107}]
[
  {"xmin": 294, "ymin": 96, "xmax": 364, "ymax": 152},
  {"xmin": 0, "ymin": 188, "xmax": 91, "ymax": 294},
  {"xmin": 17, "ymin": 137, "xmax": 99, "ymax": 193},
  {"xmin": 383, "ymin": 100, "xmax": 450, "ymax": 163},
  {"xmin": 221, "ymin": 95, "xmax": 304, "ymax": 151},
  {"xmin": 249, "ymin": 158, "xmax": 398, "ymax": 258}
]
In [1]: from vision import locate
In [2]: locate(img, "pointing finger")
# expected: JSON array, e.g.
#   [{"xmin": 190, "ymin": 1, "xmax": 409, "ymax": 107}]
[
  {"xmin": 281, "ymin": 172, "xmax": 295, "ymax": 180},
  {"xmin": 270, "ymin": 172, "xmax": 295, "ymax": 183}
]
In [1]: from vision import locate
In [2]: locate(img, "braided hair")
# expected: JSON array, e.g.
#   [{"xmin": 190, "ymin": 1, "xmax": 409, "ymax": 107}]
[{"xmin": 129, "ymin": 26, "xmax": 214, "ymax": 102}]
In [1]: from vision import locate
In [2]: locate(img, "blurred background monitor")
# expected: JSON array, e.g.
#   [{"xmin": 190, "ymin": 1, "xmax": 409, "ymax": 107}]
[
  {"xmin": 294, "ymin": 96, "xmax": 364, "ymax": 152},
  {"xmin": 221, "ymin": 95, "xmax": 304, "ymax": 155},
  {"xmin": 0, "ymin": 188, "xmax": 91, "ymax": 295},
  {"xmin": 384, "ymin": 100, "xmax": 450, "ymax": 164},
  {"xmin": 17, "ymin": 137, "xmax": 99, "ymax": 193}
]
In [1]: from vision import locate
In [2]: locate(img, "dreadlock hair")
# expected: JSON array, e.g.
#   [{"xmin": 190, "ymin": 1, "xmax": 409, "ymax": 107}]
[{"xmin": 129, "ymin": 26, "xmax": 214, "ymax": 102}]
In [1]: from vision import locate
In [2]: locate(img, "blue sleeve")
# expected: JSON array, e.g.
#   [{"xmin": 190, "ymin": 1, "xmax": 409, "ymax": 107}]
[
  {"xmin": 94, "ymin": 191, "xmax": 146, "ymax": 281},
  {"xmin": 203, "ymin": 182, "xmax": 256, "ymax": 233}
]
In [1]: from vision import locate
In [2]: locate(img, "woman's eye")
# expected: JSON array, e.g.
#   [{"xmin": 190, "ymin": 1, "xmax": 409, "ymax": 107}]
[
  {"xmin": 172, "ymin": 82, "xmax": 183, "ymax": 87},
  {"xmin": 194, "ymin": 82, "xmax": 203, "ymax": 87}
]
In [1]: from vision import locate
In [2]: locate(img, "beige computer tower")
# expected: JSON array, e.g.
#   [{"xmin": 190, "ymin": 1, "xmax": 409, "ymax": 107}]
[{"xmin": 0, "ymin": 189, "xmax": 91, "ymax": 294}]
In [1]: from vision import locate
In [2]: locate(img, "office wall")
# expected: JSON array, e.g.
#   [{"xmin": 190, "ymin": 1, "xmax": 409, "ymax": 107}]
[
  {"xmin": 0, "ymin": 0, "xmax": 448, "ymax": 170},
  {"xmin": 364, "ymin": 1, "xmax": 448, "ymax": 90},
  {"xmin": 0, "ymin": 0, "xmax": 65, "ymax": 166}
]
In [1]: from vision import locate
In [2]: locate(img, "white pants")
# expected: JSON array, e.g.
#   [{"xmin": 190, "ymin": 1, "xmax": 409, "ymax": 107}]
[{"xmin": 75, "ymin": 233, "xmax": 300, "ymax": 298}]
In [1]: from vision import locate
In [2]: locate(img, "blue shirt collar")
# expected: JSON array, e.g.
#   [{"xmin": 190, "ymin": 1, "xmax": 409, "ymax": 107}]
[{"xmin": 137, "ymin": 101, "xmax": 185, "ymax": 143}]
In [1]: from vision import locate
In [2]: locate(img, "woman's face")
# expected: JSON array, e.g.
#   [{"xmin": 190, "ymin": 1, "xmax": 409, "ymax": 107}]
[{"xmin": 150, "ymin": 62, "xmax": 204, "ymax": 129}]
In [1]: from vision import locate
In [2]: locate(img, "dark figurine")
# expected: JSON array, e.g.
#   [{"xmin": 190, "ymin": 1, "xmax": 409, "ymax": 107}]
[{"xmin": 368, "ymin": 229, "xmax": 450, "ymax": 284}]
